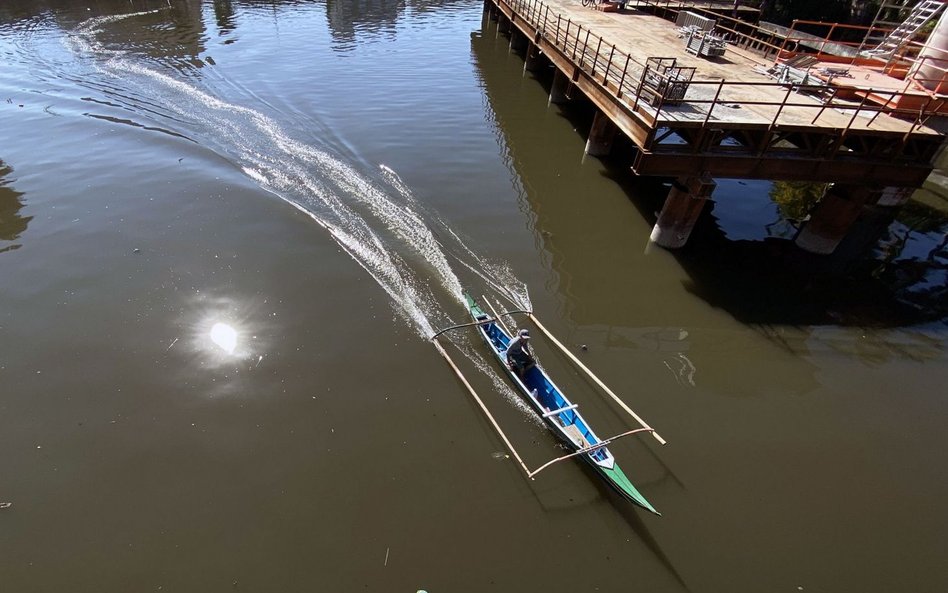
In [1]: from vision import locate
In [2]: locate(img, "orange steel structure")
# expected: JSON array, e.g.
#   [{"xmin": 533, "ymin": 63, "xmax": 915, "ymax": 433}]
[{"xmin": 486, "ymin": 0, "xmax": 945, "ymax": 187}]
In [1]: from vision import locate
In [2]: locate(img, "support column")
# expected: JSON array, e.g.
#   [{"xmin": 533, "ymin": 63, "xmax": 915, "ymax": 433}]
[
  {"xmin": 498, "ymin": 14, "xmax": 511, "ymax": 34},
  {"xmin": 874, "ymin": 186, "xmax": 913, "ymax": 208},
  {"xmin": 795, "ymin": 184, "xmax": 873, "ymax": 255},
  {"xmin": 649, "ymin": 174, "xmax": 716, "ymax": 249},
  {"xmin": 549, "ymin": 69, "xmax": 570, "ymax": 105},
  {"xmin": 585, "ymin": 110, "xmax": 618, "ymax": 156},
  {"xmin": 510, "ymin": 28, "xmax": 527, "ymax": 52},
  {"xmin": 523, "ymin": 41, "xmax": 541, "ymax": 73}
]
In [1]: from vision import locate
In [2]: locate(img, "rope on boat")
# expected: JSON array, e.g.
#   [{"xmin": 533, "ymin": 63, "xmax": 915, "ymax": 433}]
[
  {"xmin": 431, "ymin": 338, "xmax": 534, "ymax": 479},
  {"xmin": 526, "ymin": 314, "xmax": 668, "ymax": 446},
  {"xmin": 527, "ymin": 428, "xmax": 656, "ymax": 478}
]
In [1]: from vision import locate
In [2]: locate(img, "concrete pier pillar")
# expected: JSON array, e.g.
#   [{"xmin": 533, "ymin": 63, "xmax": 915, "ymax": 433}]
[
  {"xmin": 524, "ymin": 41, "xmax": 541, "ymax": 73},
  {"xmin": 585, "ymin": 110, "xmax": 618, "ymax": 156},
  {"xmin": 510, "ymin": 29, "xmax": 527, "ymax": 52},
  {"xmin": 795, "ymin": 184, "xmax": 873, "ymax": 255},
  {"xmin": 549, "ymin": 69, "xmax": 570, "ymax": 105},
  {"xmin": 874, "ymin": 186, "xmax": 913, "ymax": 208},
  {"xmin": 650, "ymin": 174, "xmax": 716, "ymax": 249}
]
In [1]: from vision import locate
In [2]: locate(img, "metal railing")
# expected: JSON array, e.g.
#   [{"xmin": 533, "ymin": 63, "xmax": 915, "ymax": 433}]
[
  {"xmin": 630, "ymin": 0, "xmax": 794, "ymax": 59},
  {"xmin": 497, "ymin": 0, "xmax": 651, "ymax": 103},
  {"xmin": 489, "ymin": 0, "xmax": 942, "ymax": 150}
]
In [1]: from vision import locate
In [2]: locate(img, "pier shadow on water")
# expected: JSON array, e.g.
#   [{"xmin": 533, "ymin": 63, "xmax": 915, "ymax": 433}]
[
  {"xmin": 0, "ymin": 160, "xmax": 30, "ymax": 255},
  {"xmin": 608, "ymin": 168, "xmax": 948, "ymax": 328}
]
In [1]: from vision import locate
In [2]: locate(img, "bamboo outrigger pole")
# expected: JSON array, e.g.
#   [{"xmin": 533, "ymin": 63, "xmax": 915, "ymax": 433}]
[
  {"xmin": 430, "ymin": 338, "xmax": 534, "ymax": 478},
  {"xmin": 526, "ymin": 314, "xmax": 667, "ymax": 446}
]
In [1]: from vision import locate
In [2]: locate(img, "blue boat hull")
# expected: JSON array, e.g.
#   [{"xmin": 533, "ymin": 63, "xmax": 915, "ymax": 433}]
[{"xmin": 465, "ymin": 294, "xmax": 659, "ymax": 515}]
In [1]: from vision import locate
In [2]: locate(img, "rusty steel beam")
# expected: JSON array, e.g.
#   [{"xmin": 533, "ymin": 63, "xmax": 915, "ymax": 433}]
[{"xmin": 632, "ymin": 151, "xmax": 932, "ymax": 185}]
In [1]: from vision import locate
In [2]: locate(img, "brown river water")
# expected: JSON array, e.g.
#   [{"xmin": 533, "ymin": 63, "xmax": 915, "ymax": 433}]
[{"xmin": 1, "ymin": 1, "xmax": 946, "ymax": 591}]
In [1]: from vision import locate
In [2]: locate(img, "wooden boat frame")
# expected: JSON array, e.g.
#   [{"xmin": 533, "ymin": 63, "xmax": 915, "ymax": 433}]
[{"xmin": 455, "ymin": 293, "xmax": 660, "ymax": 514}]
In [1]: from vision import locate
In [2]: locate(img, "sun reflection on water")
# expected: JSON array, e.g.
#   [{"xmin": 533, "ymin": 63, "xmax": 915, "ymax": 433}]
[{"xmin": 210, "ymin": 322, "xmax": 237, "ymax": 354}]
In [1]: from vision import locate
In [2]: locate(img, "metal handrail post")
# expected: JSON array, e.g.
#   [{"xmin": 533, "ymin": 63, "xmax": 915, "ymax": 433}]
[
  {"xmin": 919, "ymin": 98, "xmax": 946, "ymax": 129},
  {"xmin": 769, "ymin": 85, "xmax": 794, "ymax": 129},
  {"xmin": 619, "ymin": 54, "xmax": 632, "ymax": 99},
  {"xmin": 868, "ymin": 89, "xmax": 897, "ymax": 126},
  {"xmin": 591, "ymin": 37, "xmax": 603, "ymax": 75},
  {"xmin": 811, "ymin": 87, "xmax": 839, "ymax": 124},
  {"xmin": 702, "ymin": 79, "xmax": 725, "ymax": 127},
  {"xmin": 900, "ymin": 96, "xmax": 933, "ymax": 150},
  {"xmin": 825, "ymin": 92, "xmax": 871, "ymax": 160},
  {"xmin": 653, "ymin": 81, "xmax": 667, "ymax": 129},
  {"xmin": 603, "ymin": 44, "xmax": 616, "ymax": 84},
  {"xmin": 776, "ymin": 20, "xmax": 794, "ymax": 60},
  {"xmin": 581, "ymin": 28, "xmax": 591, "ymax": 66}
]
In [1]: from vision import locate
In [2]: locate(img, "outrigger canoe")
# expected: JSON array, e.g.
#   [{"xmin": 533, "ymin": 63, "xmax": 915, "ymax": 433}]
[{"xmin": 465, "ymin": 293, "xmax": 659, "ymax": 515}]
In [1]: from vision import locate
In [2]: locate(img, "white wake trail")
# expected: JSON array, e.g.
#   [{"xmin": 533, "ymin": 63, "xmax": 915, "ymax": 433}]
[{"xmin": 67, "ymin": 9, "xmax": 538, "ymax": 417}]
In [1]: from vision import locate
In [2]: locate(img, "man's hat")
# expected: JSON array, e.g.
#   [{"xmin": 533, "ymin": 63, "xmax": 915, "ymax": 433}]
[{"xmin": 519, "ymin": 329, "xmax": 530, "ymax": 339}]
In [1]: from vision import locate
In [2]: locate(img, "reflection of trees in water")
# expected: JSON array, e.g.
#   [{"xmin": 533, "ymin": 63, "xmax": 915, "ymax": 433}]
[
  {"xmin": 326, "ymin": 0, "xmax": 406, "ymax": 50},
  {"xmin": 767, "ymin": 180, "xmax": 948, "ymax": 321},
  {"xmin": 212, "ymin": 0, "xmax": 236, "ymax": 35},
  {"xmin": 325, "ymin": 0, "xmax": 465, "ymax": 50},
  {"xmin": 0, "ymin": 0, "xmax": 206, "ymax": 63},
  {"xmin": 0, "ymin": 161, "xmax": 30, "ymax": 254},
  {"xmin": 868, "ymin": 201, "xmax": 948, "ymax": 318},
  {"xmin": 769, "ymin": 180, "xmax": 827, "ymax": 222}
]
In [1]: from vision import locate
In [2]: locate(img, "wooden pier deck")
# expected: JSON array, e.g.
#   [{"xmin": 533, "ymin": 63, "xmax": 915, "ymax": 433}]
[{"xmin": 487, "ymin": 0, "xmax": 944, "ymax": 186}]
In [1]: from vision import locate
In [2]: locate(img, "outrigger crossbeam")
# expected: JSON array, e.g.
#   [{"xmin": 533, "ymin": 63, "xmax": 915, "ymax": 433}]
[
  {"xmin": 429, "ymin": 308, "xmax": 530, "ymax": 340},
  {"xmin": 527, "ymin": 428, "xmax": 655, "ymax": 478}
]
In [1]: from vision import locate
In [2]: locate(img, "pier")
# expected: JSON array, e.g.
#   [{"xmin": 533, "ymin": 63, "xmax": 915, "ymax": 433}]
[{"xmin": 484, "ymin": 0, "xmax": 946, "ymax": 252}]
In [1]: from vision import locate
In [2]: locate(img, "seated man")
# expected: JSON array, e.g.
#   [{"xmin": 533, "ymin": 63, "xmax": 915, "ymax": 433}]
[{"xmin": 505, "ymin": 329, "xmax": 535, "ymax": 378}]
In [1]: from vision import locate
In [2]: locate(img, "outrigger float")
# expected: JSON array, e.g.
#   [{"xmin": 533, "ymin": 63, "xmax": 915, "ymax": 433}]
[{"xmin": 431, "ymin": 292, "xmax": 665, "ymax": 515}]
